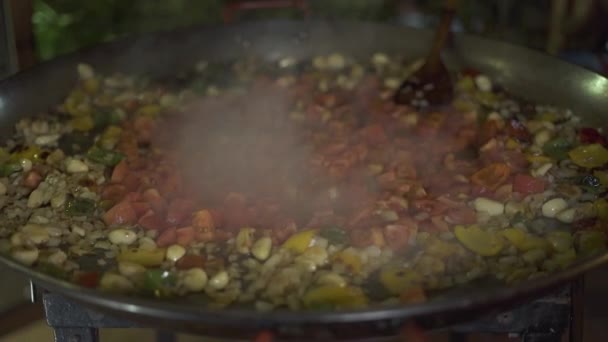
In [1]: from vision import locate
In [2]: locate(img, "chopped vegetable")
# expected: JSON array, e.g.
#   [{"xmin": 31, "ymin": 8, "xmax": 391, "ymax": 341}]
[
  {"xmin": 454, "ymin": 225, "xmax": 504, "ymax": 256},
  {"xmin": 334, "ymin": 248, "xmax": 362, "ymax": 274},
  {"xmin": 542, "ymin": 138, "xmax": 571, "ymax": 160},
  {"xmin": 319, "ymin": 227, "xmax": 348, "ymax": 245},
  {"xmin": 65, "ymin": 198, "xmax": 96, "ymax": 216},
  {"xmin": 143, "ymin": 269, "xmax": 176, "ymax": 297},
  {"xmin": 502, "ymin": 228, "xmax": 549, "ymax": 252},
  {"xmin": 303, "ymin": 285, "xmax": 368, "ymax": 309},
  {"xmin": 471, "ymin": 163, "xmax": 511, "ymax": 190},
  {"xmin": 595, "ymin": 199, "xmax": 608, "ymax": 222},
  {"xmin": 86, "ymin": 146, "xmax": 124, "ymax": 167},
  {"xmin": 117, "ymin": 248, "xmax": 166, "ymax": 267},
  {"xmin": 282, "ymin": 229, "xmax": 317, "ymax": 253},
  {"xmin": 568, "ymin": 144, "xmax": 608, "ymax": 168},
  {"xmin": 513, "ymin": 174, "xmax": 545, "ymax": 195},
  {"xmin": 0, "ymin": 163, "xmax": 21, "ymax": 176},
  {"xmin": 379, "ymin": 264, "xmax": 422, "ymax": 294},
  {"xmin": 576, "ymin": 231, "xmax": 607, "ymax": 257}
]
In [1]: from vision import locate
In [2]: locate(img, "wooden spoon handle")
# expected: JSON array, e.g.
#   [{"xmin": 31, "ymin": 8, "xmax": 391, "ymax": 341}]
[{"xmin": 426, "ymin": 0, "xmax": 460, "ymax": 71}]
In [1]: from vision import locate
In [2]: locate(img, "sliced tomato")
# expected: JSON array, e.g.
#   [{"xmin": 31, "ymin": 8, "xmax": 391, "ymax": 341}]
[
  {"xmin": 111, "ymin": 159, "xmax": 129, "ymax": 183},
  {"xmin": 143, "ymin": 188, "xmax": 167, "ymax": 213},
  {"xmin": 101, "ymin": 184, "xmax": 127, "ymax": 202},
  {"xmin": 176, "ymin": 226, "xmax": 196, "ymax": 246},
  {"xmin": 175, "ymin": 254, "xmax": 205, "ymax": 270},
  {"xmin": 166, "ymin": 198, "xmax": 195, "ymax": 225},
  {"xmin": 138, "ymin": 210, "xmax": 166, "ymax": 231},
  {"xmin": 384, "ymin": 223, "xmax": 412, "ymax": 251},
  {"xmin": 131, "ymin": 202, "xmax": 151, "ymax": 217},
  {"xmin": 76, "ymin": 272, "xmax": 100, "ymax": 288},
  {"xmin": 361, "ymin": 124, "xmax": 388, "ymax": 145},
  {"xmin": 103, "ymin": 200, "xmax": 137, "ymax": 226},
  {"xmin": 513, "ymin": 173, "xmax": 546, "ymax": 195},
  {"xmin": 471, "ymin": 163, "xmax": 511, "ymax": 190},
  {"xmin": 156, "ymin": 228, "xmax": 177, "ymax": 247},
  {"xmin": 446, "ymin": 207, "xmax": 477, "ymax": 224}
]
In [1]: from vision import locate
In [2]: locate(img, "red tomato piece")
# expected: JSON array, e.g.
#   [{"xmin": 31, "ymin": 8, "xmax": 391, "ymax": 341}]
[
  {"xmin": 138, "ymin": 210, "xmax": 166, "ymax": 231},
  {"xmin": 361, "ymin": 124, "xmax": 388, "ymax": 145},
  {"xmin": 143, "ymin": 188, "xmax": 167, "ymax": 213},
  {"xmin": 446, "ymin": 207, "xmax": 477, "ymax": 224},
  {"xmin": 384, "ymin": 224, "xmax": 412, "ymax": 251},
  {"xmin": 77, "ymin": 272, "xmax": 100, "ymax": 288},
  {"xmin": 471, "ymin": 163, "xmax": 511, "ymax": 190},
  {"xmin": 101, "ymin": 184, "xmax": 127, "ymax": 202},
  {"xmin": 579, "ymin": 127, "xmax": 607, "ymax": 145},
  {"xmin": 111, "ymin": 160, "xmax": 129, "ymax": 183},
  {"xmin": 131, "ymin": 202, "xmax": 151, "ymax": 217},
  {"xmin": 156, "ymin": 228, "xmax": 177, "ymax": 247},
  {"xmin": 176, "ymin": 226, "xmax": 196, "ymax": 246},
  {"xmin": 103, "ymin": 200, "xmax": 137, "ymax": 226},
  {"xmin": 512, "ymin": 174, "xmax": 546, "ymax": 195},
  {"xmin": 166, "ymin": 198, "xmax": 195, "ymax": 225}
]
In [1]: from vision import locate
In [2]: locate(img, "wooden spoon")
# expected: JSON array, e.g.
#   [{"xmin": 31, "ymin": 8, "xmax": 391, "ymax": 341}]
[{"xmin": 394, "ymin": 0, "xmax": 460, "ymax": 108}]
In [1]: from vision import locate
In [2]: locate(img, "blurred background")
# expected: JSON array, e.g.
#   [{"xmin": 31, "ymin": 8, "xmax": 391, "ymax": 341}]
[{"xmin": 2, "ymin": 0, "xmax": 608, "ymax": 341}]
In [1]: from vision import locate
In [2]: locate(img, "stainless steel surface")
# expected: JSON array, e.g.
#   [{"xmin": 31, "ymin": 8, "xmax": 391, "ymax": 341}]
[{"xmin": 0, "ymin": 20, "xmax": 607, "ymax": 340}]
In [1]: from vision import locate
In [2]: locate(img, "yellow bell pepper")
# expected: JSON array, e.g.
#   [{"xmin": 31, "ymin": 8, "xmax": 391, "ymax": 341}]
[
  {"xmin": 282, "ymin": 229, "xmax": 317, "ymax": 253},
  {"xmin": 593, "ymin": 170, "xmax": 608, "ymax": 186},
  {"xmin": 380, "ymin": 265, "xmax": 422, "ymax": 295},
  {"xmin": 70, "ymin": 115, "xmax": 95, "ymax": 132},
  {"xmin": 303, "ymin": 285, "xmax": 368, "ymax": 309},
  {"xmin": 334, "ymin": 248, "xmax": 362, "ymax": 274},
  {"xmin": 568, "ymin": 144, "xmax": 608, "ymax": 168},
  {"xmin": 83, "ymin": 78, "xmax": 99, "ymax": 94},
  {"xmin": 136, "ymin": 105, "xmax": 161, "ymax": 118},
  {"xmin": 424, "ymin": 238, "xmax": 461, "ymax": 258},
  {"xmin": 502, "ymin": 228, "xmax": 550, "ymax": 252},
  {"xmin": 117, "ymin": 248, "xmax": 166, "ymax": 267},
  {"xmin": 595, "ymin": 199, "xmax": 608, "ymax": 222},
  {"xmin": 526, "ymin": 154, "xmax": 553, "ymax": 164},
  {"xmin": 552, "ymin": 248, "xmax": 577, "ymax": 269},
  {"xmin": 454, "ymin": 225, "xmax": 504, "ymax": 256},
  {"xmin": 11, "ymin": 146, "xmax": 41, "ymax": 162}
]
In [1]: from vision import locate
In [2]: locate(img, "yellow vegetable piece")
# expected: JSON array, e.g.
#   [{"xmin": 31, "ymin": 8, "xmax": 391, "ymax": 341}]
[
  {"xmin": 65, "ymin": 90, "xmax": 89, "ymax": 117},
  {"xmin": 136, "ymin": 105, "xmax": 161, "ymax": 118},
  {"xmin": 117, "ymin": 248, "xmax": 166, "ymax": 267},
  {"xmin": 505, "ymin": 138, "xmax": 519, "ymax": 150},
  {"xmin": 334, "ymin": 248, "xmax": 362, "ymax": 274},
  {"xmin": 552, "ymin": 248, "xmax": 577, "ymax": 269},
  {"xmin": 568, "ymin": 144, "xmax": 608, "ymax": 168},
  {"xmin": 303, "ymin": 285, "xmax": 368, "ymax": 309},
  {"xmin": 380, "ymin": 264, "xmax": 422, "ymax": 295},
  {"xmin": 538, "ymin": 112, "xmax": 559, "ymax": 123},
  {"xmin": 282, "ymin": 229, "xmax": 317, "ymax": 253},
  {"xmin": 99, "ymin": 126, "xmax": 123, "ymax": 149},
  {"xmin": 546, "ymin": 231, "xmax": 573, "ymax": 253},
  {"xmin": 502, "ymin": 228, "xmax": 549, "ymax": 252},
  {"xmin": 11, "ymin": 146, "xmax": 42, "ymax": 162},
  {"xmin": 594, "ymin": 170, "xmax": 608, "ymax": 187},
  {"xmin": 454, "ymin": 225, "xmax": 504, "ymax": 256},
  {"xmin": 424, "ymin": 238, "xmax": 461, "ymax": 258},
  {"xmin": 595, "ymin": 199, "xmax": 608, "ymax": 222},
  {"xmin": 70, "ymin": 115, "xmax": 94, "ymax": 132},
  {"xmin": 83, "ymin": 78, "xmax": 99, "ymax": 94},
  {"xmin": 526, "ymin": 154, "xmax": 553, "ymax": 164}
]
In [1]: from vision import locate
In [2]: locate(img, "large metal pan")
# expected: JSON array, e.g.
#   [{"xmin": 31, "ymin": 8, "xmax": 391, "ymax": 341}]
[{"xmin": 1, "ymin": 20, "xmax": 608, "ymax": 341}]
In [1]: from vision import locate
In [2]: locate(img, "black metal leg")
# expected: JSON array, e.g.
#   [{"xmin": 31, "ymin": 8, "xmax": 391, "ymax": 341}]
[
  {"xmin": 155, "ymin": 330, "xmax": 177, "ymax": 342},
  {"xmin": 520, "ymin": 331, "xmax": 562, "ymax": 342},
  {"xmin": 53, "ymin": 327, "xmax": 99, "ymax": 342}
]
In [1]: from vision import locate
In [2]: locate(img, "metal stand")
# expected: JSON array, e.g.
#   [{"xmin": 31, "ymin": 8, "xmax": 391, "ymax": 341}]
[{"xmin": 35, "ymin": 282, "xmax": 579, "ymax": 342}]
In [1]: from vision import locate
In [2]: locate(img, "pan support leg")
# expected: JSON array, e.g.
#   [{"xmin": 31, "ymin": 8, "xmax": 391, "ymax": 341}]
[{"xmin": 53, "ymin": 327, "xmax": 99, "ymax": 342}]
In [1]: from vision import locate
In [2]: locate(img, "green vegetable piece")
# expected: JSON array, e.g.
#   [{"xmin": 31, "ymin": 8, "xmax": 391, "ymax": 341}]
[
  {"xmin": 319, "ymin": 227, "xmax": 348, "ymax": 245},
  {"xmin": 37, "ymin": 262, "xmax": 68, "ymax": 280},
  {"xmin": 65, "ymin": 197, "xmax": 96, "ymax": 216},
  {"xmin": 86, "ymin": 146, "xmax": 124, "ymax": 167},
  {"xmin": 143, "ymin": 269, "xmax": 176, "ymax": 297},
  {"xmin": 576, "ymin": 231, "xmax": 607, "ymax": 257},
  {"xmin": 542, "ymin": 138, "xmax": 571, "ymax": 160},
  {"xmin": 0, "ymin": 163, "xmax": 21, "ymax": 176}
]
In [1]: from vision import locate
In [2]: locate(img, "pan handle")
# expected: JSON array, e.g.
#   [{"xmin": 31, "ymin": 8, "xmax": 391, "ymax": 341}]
[{"xmin": 222, "ymin": 0, "xmax": 310, "ymax": 24}]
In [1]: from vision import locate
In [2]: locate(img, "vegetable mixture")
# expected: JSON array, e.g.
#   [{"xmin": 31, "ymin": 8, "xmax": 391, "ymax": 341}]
[{"xmin": 0, "ymin": 53, "xmax": 607, "ymax": 311}]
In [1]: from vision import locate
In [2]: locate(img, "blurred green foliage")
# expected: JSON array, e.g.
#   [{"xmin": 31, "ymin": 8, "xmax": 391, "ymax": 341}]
[{"xmin": 32, "ymin": 0, "xmax": 398, "ymax": 60}]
